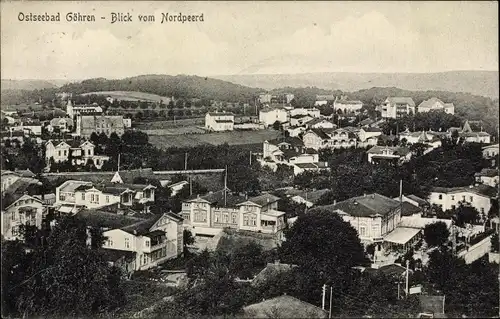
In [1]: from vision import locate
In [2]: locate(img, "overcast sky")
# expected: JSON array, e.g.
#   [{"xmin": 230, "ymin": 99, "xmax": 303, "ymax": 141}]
[{"xmin": 1, "ymin": 1, "xmax": 498, "ymax": 80}]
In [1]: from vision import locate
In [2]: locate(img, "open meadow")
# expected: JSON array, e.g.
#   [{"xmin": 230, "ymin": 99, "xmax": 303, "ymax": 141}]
[{"xmin": 148, "ymin": 129, "xmax": 280, "ymax": 149}]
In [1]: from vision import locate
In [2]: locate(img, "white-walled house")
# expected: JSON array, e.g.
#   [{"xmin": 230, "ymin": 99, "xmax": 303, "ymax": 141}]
[
  {"xmin": 1, "ymin": 194, "xmax": 45, "ymax": 241},
  {"xmin": 417, "ymin": 98, "xmax": 455, "ymax": 114},
  {"xmin": 289, "ymin": 108, "xmax": 321, "ymax": 118},
  {"xmin": 259, "ymin": 108, "xmax": 288, "ymax": 127},
  {"xmin": 45, "ymin": 139, "xmax": 110, "ymax": 169},
  {"xmin": 290, "ymin": 115, "xmax": 314, "ymax": 127},
  {"xmin": 55, "ymin": 180, "xmax": 156, "ymax": 211},
  {"xmin": 316, "ymin": 193, "xmax": 402, "ymax": 244},
  {"xmin": 286, "ymin": 126, "xmax": 306, "ymax": 137},
  {"xmin": 358, "ymin": 127, "xmax": 383, "ymax": 143},
  {"xmin": 381, "ymin": 97, "xmax": 415, "ymax": 119},
  {"xmin": 367, "ymin": 146, "xmax": 412, "ymax": 165},
  {"xmin": 449, "ymin": 120, "xmax": 491, "ymax": 144},
  {"xmin": 306, "ymin": 118, "xmax": 336, "ymax": 130},
  {"xmin": 428, "ymin": 185, "xmax": 497, "ymax": 216},
  {"xmin": 205, "ymin": 112, "xmax": 234, "ymax": 132},
  {"xmin": 333, "ymin": 97, "xmax": 363, "ymax": 113},
  {"xmin": 102, "ymin": 212, "xmax": 184, "ymax": 271},
  {"xmin": 181, "ymin": 191, "xmax": 286, "ymax": 239}
]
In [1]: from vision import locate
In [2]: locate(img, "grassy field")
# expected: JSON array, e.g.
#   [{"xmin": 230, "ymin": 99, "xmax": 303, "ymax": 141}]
[
  {"xmin": 149, "ymin": 130, "xmax": 280, "ymax": 149},
  {"xmin": 82, "ymin": 91, "xmax": 171, "ymax": 103}
]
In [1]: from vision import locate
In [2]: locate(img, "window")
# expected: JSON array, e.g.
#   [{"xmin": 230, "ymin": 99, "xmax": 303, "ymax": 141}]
[
  {"xmin": 438, "ymin": 195, "xmax": 443, "ymax": 200},
  {"xmin": 359, "ymin": 226, "xmax": 366, "ymax": 236},
  {"xmin": 81, "ymin": 193, "xmax": 85, "ymax": 201},
  {"xmin": 481, "ymin": 208, "xmax": 485, "ymax": 214},
  {"xmin": 59, "ymin": 194, "xmax": 66, "ymax": 201},
  {"xmin": 108, "ymin": 240, "xmax": 113, "ymax": 247},
  {"xmin": 215, "ymin": 212, "xmax": 220, "ymax": 223},
  {"xmin": 106, "ymin": 196, "xmax": 110, "ymax": 203},
  {"xmin": 145, "ymin": 240, "xmax": 150, "ymax": 247},
  {"xmin": 243, "ymin": 215, "xmax": 249, "ymax": 226},
  {"xmin": 125, "ymin": 238, "xmax": 130, "ymax": 248},
  {"xmin": 470, "ymin": 196, "xmax": 473, "ymax": 202},
  {"xmin": 12, "ymin": 226, "xmax": 19, "ymax": 236},
  {"xmin": 223, "ymin": 213, "xmax": 229, "ymax": 223},
  {"xmin": 462, "ymin": 196, "xmax": 466, "ymax": 201},
  {"xmin": 451, "ymin": 195, "xmax": 455, "ymax": 201},
  {"xmin": 451, "ymin": 205, "xmax": 456, "ymax": 210},
  {"xmin": 58, "ymin": 150, "xmax": 61, "ymax": 156},
  {"xmin": 250, "ymin": 215, "xmax": 257, "ymax": 226},
  {"xmin": 232, "ymin": 213, "xmax": 237, "ymax": 224},
  {"xmin": 11, "ymin": 212, "xmax": 16, "ymax": 221}
]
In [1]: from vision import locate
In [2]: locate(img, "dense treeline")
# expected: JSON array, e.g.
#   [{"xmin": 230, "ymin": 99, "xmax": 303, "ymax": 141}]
[{"xmin": 59, "ymin": 75, "xmax": 262, "ymax": 104}]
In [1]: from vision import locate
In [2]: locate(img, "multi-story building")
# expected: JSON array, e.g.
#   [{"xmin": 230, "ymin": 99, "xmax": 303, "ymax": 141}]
[
  {"xmin": 261, "ymin": 137, "xmax": 328, "ymax": 175},
  {"xmin": 333, "ymin": 96, "xmax": 363, "ymax": 113},
  {"xmin": 66, "ymin": 99, "xmax": 103, "ymax": 120},
  {"xmin": 76, "ymin": 115, "xmax": 125, "ymax": 138},
  {"xmin": 1, "ymin": 194, "xmax": 45, "ymax": 241},
  {"xmin": 205, "ymin": 112, "xmax": 234, "ymax": 132},
  {"xmin": 358, "ymin": 127, "xmax": 383, "ymax": 143},
  {"xmin": 45, "ymin": 139, "xmax": 110, "ymax": 169},
  {"xmin": 48, "ymin": 117, "xmax": 74, "ymax": 133},
  {"xmin": 367, "ymin": 146, "xmax": 412, "ymax": 165},
  {"xmin": 259, "ymin": 108, "xmax": 288, "ymax": 127},
  {"xmin": 289, "ymin": 108, "xmax": 321, "ymax": 119},
  {"xmin": 303, "ymin": 128, "xmax": 358, "ymax": 150},
  {"xmin": 102, "ymin": 212, "xmax": 184, "ymax": 271},
  {"xmin": 315, "ymin": 193, "xmax": 402, "ymax": 244},
  {"xmin": 1, "ymin": 169, "xmax": 41, "ymax": 195},
  {"xmin": 381, "ymin": 97, "xmax": 416, "ymax": 119},
  {"xmin": 417, "ymin": 97, "xmax": 455, "ymax": 114},
  {"xmin": 475, "ymin": 168, "xmax": 499, "ymax": 188},
  {"xmin": 428, "ymin": 185, "xmax": 497, "ymax": 216},
  {"xmin": 181, "ymin": 190, "xmax": 286, "ymax": 239},
  {"xmin": 55, "ymin": 180, "xmax": 156, "ymax": 212}
]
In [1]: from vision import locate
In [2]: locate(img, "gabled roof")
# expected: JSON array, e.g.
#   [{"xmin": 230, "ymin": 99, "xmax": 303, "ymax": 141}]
[
  {"xmin": 238, "ymin": 193, "xmax": 280, "ymax": 207},
  {"xmin": 385, "ymin": 97, "xmax": 415, "ymax": 107},
  {"xmin": 50, "ymin": 117, "xmax": 74, "ymax": 127},
  {"xmin": 316, "ymin": 193, "xmax": 401, "ymax": 218},
  {"xmin": 3, "ymin": 177, "xmax": 41, "ymax": 197},
  {"xmin": 14, "ymin": 169, "xmax": 36, "ymax": 178},
  {"xmin": 306, "ymin": 128, "xmax": 331, "ymax": 140},
  {"xmin": 186, "ymin": 189, "xmax": 246, "ymax": 208},
  {"xmin": 111, "ymin": 168, "xmax": 156, "ymax": 184},
  {"xmin": 78, "ymin": 115, "xmax": 124, "ymax": 129},
  {"xmin": 121, "ymin": 214, "xmax": 163, "ymax": 236},
  {"xmin": 401, "ymin": 201, "xmax": 423, "ymax": 216},
  {"xmin": 4, "ymin": 194, "xmax": 43, "ymax": 210},
  {"xmin": 418, "ymin": 97, "xmax": 447, "ymax": 109},
  {"xmin": 361, "ymin": 127, "xmax": 382, "ymax": 133},
  {"xmin": 406, "ymin": 194, "xmax": 428, "ymax": 206}
]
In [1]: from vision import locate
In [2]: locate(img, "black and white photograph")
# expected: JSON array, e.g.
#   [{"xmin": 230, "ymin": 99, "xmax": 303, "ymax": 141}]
[{"xmin": 1, "ymin": 1, "xmax": 499, "ymax": 318}]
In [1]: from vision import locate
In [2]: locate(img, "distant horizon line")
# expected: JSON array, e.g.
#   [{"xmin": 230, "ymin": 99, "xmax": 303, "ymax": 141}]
[{"xmin": 2, "ymin": 69, "xmax": 499, "ymax": 82}]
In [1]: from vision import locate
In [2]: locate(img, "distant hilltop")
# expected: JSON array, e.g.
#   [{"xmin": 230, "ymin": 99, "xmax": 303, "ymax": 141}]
[
  {"xmin": 214, "ymin": 71, "xmax": 499, "ymax": 99},
  {"xmin": 1, "ymin": 79, "xmax": 73, "ymax": 91}
]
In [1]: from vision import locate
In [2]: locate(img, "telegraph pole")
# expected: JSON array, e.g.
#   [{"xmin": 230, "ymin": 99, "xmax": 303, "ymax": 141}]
[
  {"xmin": 329, "ymin": 285, "xmax": 333, "ymax": 318},
  {"xmin": 322, "ymin": 284, "xmax": 327, "ymax": 310},
  {"xmin": 405, "ymin": 259, "xmax": 410, "ymax": 298},
  {"xmin": 249, "ymin": 151, "xmax": 252, "ymax": 166},
  {"xmin": 184, "ymin": 153, "xmax": 188, "ymax": 170}
]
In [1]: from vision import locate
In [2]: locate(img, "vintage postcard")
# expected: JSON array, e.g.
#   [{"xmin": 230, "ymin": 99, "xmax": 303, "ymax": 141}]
[{"xmin": 1, "ymin": 1, "xmax": 499, "ymax": 318}]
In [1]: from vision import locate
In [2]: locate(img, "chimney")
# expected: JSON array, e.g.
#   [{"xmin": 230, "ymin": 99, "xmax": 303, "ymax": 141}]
[
  {"xmin": 364, "ymin": 193, "xmax": 367, "ymax": 197},
  {"xmin": 333, "ymin": 199, "xmax": 337, "ymax": 205},
  {"xmin": 267, "ymin": 197, "xmax": 270, "ymax": 203}
]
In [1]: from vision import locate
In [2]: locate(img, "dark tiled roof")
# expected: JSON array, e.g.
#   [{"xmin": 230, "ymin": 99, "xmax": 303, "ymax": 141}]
[
  {"xmin": 112, "ymin": 168, "xmax": 156, "ymax": 184},
  {"xmin": 401, "ymin": 202, "xmax": 422, "ymax": 216},
  {"xmin": 75, "ymin": 209, "xmax": 146, "ymax": 229},
  {"xmin": 268, "ymin": 136, "xmax": 304, "ymax": 147},
  {"xmin": 406, "ymin": 195, "xmax": 428, "ymax": 206},
  {"xmin": 204, "ymin": 189, "xmax": 246, "ymax": 207},
  {"xmin": 121, "ymin": 215, "xmax": 162, "ymax": 236},
  {"xmin": 246, "ymin": 193, "xmax": 281, "ymax": 207},
  {"xmin": 362, "ymin": 127, "xmax": 382, "ymax": 133},
  {"xmin": 367, "ymin": 146, "xmax": 411, "ymax": 156},
  {"xmin": 243, "ymin": 295, "xmax": 327, "ymax": 319},
  {"xmin": 310, "ymin": 128, "xmax": 331, "ymax": 140},
  {"xmin": 317, "ymin": 193, "xmax": 400, "ymax": 218},
  {"xmin": 207, "ymin": 112, "xmax": 234, "ymax": 116}
]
